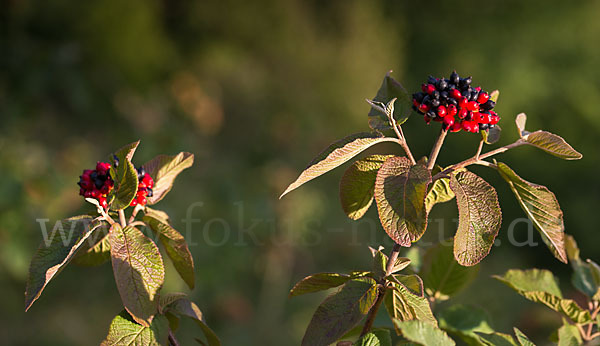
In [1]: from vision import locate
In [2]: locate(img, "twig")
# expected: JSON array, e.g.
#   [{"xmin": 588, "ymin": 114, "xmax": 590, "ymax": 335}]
[
  {"xmin": 359, "ymin": 244, "xmax": 402, "ymax": 337},
  {"xmin": 168, "ymin": 331, "xmax": 180, "ymax": 346},
  {"xmin": 431, "ymin": 139, "xmax": 526, "ymax": 182},
  {"xmin": 590, "ymin": 332, "xmax": 600, "ymax": 340},
  {"xmin": 128, "ymin": 204, "xmax": 143, "ymax": 224},
  {"xmin": 475, "ymin": 139, "xmax": 485, "ymax": 160},
  {"xmin": 118, "ymin": 210, "xmax": 127, "ymax": 228},
  {"xmin": 389, "ymin": 116, "xmax": 416, "ymax": 165},
  {"xmin": 427, "ymin": 128, "xmax": 447, "ymax": 170}
]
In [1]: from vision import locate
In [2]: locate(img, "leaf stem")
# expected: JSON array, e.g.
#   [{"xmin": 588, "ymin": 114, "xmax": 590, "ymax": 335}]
[
  {"xmin": 359, "ymin": 244, "xmax": 401, "ymax": 337},
  {"xmin": 168, "ymin": 331, "xmax": 180, "ymax": 346},
  {"xmin": 128, "ymin": 205, "xmax": 143, "ymax": 224},
  {"xmin": 118, "ymin": 210, "xmax": 127, "ymax": 228},
  {"xmin": 431, "ymin": 139, "xmax": 526, "ymax": 182},
  {"xmin": 427, "ymin": 128, "xmax": 447, "ymax": 170},
  {"xmin": 475, "ymin": 139, "xmax": 485, "ymax": 160}
]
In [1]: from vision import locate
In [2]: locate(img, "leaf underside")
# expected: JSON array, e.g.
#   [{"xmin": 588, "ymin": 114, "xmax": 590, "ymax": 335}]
[
  {"xmin": 109, "ymin": 224, "xmax": 165, "ymax": 327},
  {"xmin": 450, "ymin": 170, "xmax": 502, "ymax": 266},
  {"xmin": 281, "ymin": 133, "xmax": 399, "ymax": 198},
  {"xmin": 101, "ymin": 310, "xmax": 168, "ymax": 346},
  {"xmin": 524, "ymin": 131, "xmax": 582, "ymax": 160},
  {"xmin": 289, "ymin": 272, "xmax": 352, "ymax": 297},
  {"xmin": 142, "ymin": 152, "xmax": 194, "ymax": 205},
  {"xmin": 374, "ymin": 156, "xmax": 431, "ymax": 247},
  {"xmin": 496, "ymin": 162, "xmax": 567, "ymax": 263}
]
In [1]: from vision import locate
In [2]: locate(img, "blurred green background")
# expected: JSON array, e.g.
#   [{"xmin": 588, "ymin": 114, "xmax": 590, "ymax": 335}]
[{"xmin": 1, "ymin": 0, "xmax": 599, "ymax": 344}]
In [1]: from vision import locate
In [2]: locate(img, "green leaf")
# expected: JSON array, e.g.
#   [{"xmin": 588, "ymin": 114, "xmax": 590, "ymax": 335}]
[
  {"xmin": 340, "ymin": 155, "xmax": 393, "ymax": 220},
  {"xmin": 481, "ymin": 125, "xmax": 501, "ymax": 145},
  {"xmin": 101, "ymin": 310, "xmax": 168, "ymax": 346},
  {"xmin": 393, "ymin": 274, "xmax": 424, "ymax": 297},
  {"xmin": 496, "ymin": 162, "xmax": 567, "ymax": 263},
  {"xmin": 72, "ymin": 222, "xmax": 111, "ymax": 267},
  {"xmin": 142, "ymin": 152, "xmax": 194, "ymax": 205},
  {"xmin": 566, "ymin": 235, "xmax": 600, "ymax": 299},
  {"xmin": 438, "ymin": 305, "xmax": 494, "ymax": 345},
  {"xmin": 374, "ymin": 157, "xmax": 432, "ymax": 247},
  {"xmin": 523, "ymin": 131, "xmax": 582, "ymax": 160},
  {"xmin": 475, "ymin": 332, "xmax": 518, "ymax": 346},
  {"xmin": 494, "ymin": 269, "xmax": 591, "ymax": 323},
  {"xmin": 25, "ymin": 216, "xmax": 104, "ymax": 311},
  {"xmin": 425, "ymin": 166, "xmax": 455, "ymax": 213},
  {"xmin": 494, "ymin": 269, "xmax": 562, "ymax": 297},
  {"xmin": 354, "ymin": 330, "xmax": 392, "ymax": 346},
  {"xmin": 393, "ymin": 320, "xmax": 455, "ymax": 346},
  {"xmin": 368, "ymin": 71, "xmax": 411, "ymax": 135},
  {"xmin": 290, "ymin": 273, "xmax": 356, "ymax": 297},
  {"xmin": 110, "ymin": 140, "xmax": 140, "ymax": 162},
  {"xmin": 384, "ymin": 281, "xmax": 437, "ymax": 329},
  {"xmin": 109, "ymin": 148, "xmax": 139, "ymax": 211},
  {"xmin": 143, "ymin": 213, "xmax": 195, "ymax": 289},
  {"xmin": 489, "ymin": 90, "xmax": 500, "ymax": 103},
  {"xmin": 372, "ymin": 248, "xmax": 388, "ymax": 280},
  {"xmin": 421, "ymin": 242, "xmax": 479, "ymax": 301},
  {"xmin": 302, "ymin": 278, "xmax": 378, "ymax": 346},
  {"xmin": 280, "ymin": 133, "xmax": 399, "ymax": 198},
  {"xmin": 450, "ymin": 170, "xmax": 502, "ymax": 266},
  {"xmin": 557, "ymin": 319, "xmax": 582, "ymax": 346},
  {"xmin": 515, "ymin": 113, "xmax": 528, "ymax": 138},
  {"xmin": 109, "ymin": 224, "xmax": 165, "ymax": 326},
  {"xmin": 390, "ymin": 257, "xmax": 412, "ymax": 274},
  {"xmin": 162, "ymin": 296, "xmax": 221, "ymax": 346},
  {"xmin": 513, "ymin": 328, "xmax": 535, "ymax": 346}
]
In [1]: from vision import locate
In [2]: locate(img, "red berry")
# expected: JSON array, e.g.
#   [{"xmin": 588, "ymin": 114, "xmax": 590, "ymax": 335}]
[
  {"xmin": 472, "ymin": 112, "xmax": 482, "ymax": 123},
  {"xmin": 84, "ymin": 190, "xmax": 92, "ymax": 198},
  {"xmin": 138, "ymin": 196, "xmax": 147, "ymax": 205},
  {"xmin": 490, "ymin": 114, "xmax": 500, "ymax": 125},
  {"xmin": 467, "ymin": 101, "xmax": 479, "ymax": 111},
  {"xmin": 449, "ymin": 89, "xmax": 462, "ymax": 100},
  {"xmin": 130, "ymin": 199, "xmax": 138, "ymax": 207},
  {"xmin": 91, "ymin": 189, "xmax": 101, "ymax": 198},
  {"xmin": 418, "ymin": 103, "xmax": 430, "ymax": 113},
  {"xmin": 139, "ymin": 181, "xmax": 146, "ymax": 189},
  {"xmin": 459, "ymin": 97, "xmax": 469, "ymax": 109},
  {"xmin": 458, "ymin": 108, "xmax": 468, "ymax": 119},
  {"xmin": 423, "ymin": 114, "xmax": 432, "ymax": 124},
  {"xmin": 477, "ymin": 92, "xmax": 489, "ymax": 104},
  {"xmin": 474, "ymin": 86, "xmax": 482, "ymax": 92},
  {"xmin": 142, "ymin": 174, "xmax": 154, "ymax": 188},
  {"xmin": 79, "ymin": 188, "xmax": 85, "ymax": 196},
  {"xmin": 421, "ymin": 84, "xmax": 428, "ymax": 92},
  {"xmin": 447, "ymin": 104, "xmax": 458, "ymax": 117},
  {"xmin": 96, "ymin": 162, "xmax": 111, "ymax": 175},
  {"xmin": 450, "ymin": 122, "xmax": 462, "ymax": 132},
  {"xmin": 437, "ymin": 105, "xmax": 447, "ymax": 117},
  {"xmin": 426, "ymin": 84, "xmax": 436, "ymax": 95},
  {"xmin": 480, "ymin": 113, "xmax": 491, "ymax": 124},
  {"xmin": 413, "ymin": 99, "xmax": 420, "ymax": 107},
  {"xmin": 442, "ymin": 116, "xmax": 454, "ymax": 128}
]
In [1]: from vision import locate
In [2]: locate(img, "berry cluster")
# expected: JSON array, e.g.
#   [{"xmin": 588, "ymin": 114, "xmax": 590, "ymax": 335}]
[
  {"xmin": 131, "ymin": 167, "xmax": 154, "ymax": 207},
  {"xmin": 412, "ymin": 71, "xmax": 499, "ymax": 133},
  {"xmin": 78, "ymin": 162, "xmax": 114, "ymax": 209}
]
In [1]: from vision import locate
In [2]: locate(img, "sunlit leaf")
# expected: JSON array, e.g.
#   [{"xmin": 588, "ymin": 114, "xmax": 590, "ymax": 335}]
[
  {"xmin": 301, "ymin": 278, "xmax": 378, "ymax": 346},
  {"xmin": 340, "ymin": 155, "xmax": 393, "ymax": 220},
  {"xmin": 384, "ymin": 281, "xmax": 437, "ymax": 331},
  {"xmin": 489, "ymin": 90, "xmax": 499, "ymax": 103},
  {"xmin": 289, "ymin": 273, "xmax": 353, "ymax": 297},
  {"xmin": 450, "ymin": 170, "xmax": 501, "ymax": 266},
  {"xmin": 557, "ymin": 318, "xmax": 582, "ymax": 346},
  {"xmin": 142, "ymin": 152, "xmax": 194, "ymax": 205},
  {"xmin": 515, "ymin": 113, "xmax": 527, "ymax": 138},
  {"xmin": 374, "ymin": 157, "xmax": 431, "ymax": 247},
  {"xmin": 109, "ymin": 224, "xmax": 165, "ymax": 326},
  {"xmin": 523, "ymin": 131, "xmax": 582, "ymax": 160},
  {"xmin": 72, "ymin": 221, "xmax": 111, "ymax": 267},
  {"xmin": 353, "ymin": 330, "xmax": 392, "ymax": 346},
  {"xmin": 494, "ymin": 269, "xmax": 591, "ymax": 324},
  {"xmin": 513, "ymin": 328, "xmax": 535, "ymax": 346},
  {"xmin": 109, "ymin": 149, "xmax": 139, "ymax": 210},
  {"xmin": 496, "ymin": 162, "xmax": 567, "ymax": 263},
  {"xmin": 281, "ymin": 133, "xmax": 399, "ymax": 198},
  {"xmin": 101, "ymin": 310, "xmax": 168, "ymax": 346},
  {"xmin": 393, "ymin": 320, "xmax": 454, "ymax": 346},
  {"xmin": 425, "ymin": 166, "xmax": 455, "ymax": 213},
  {"xmin": 25, "ymin": 216, "xmax": 104, "ymax": 311},
  {"xmin": 143, "ymin": 213, "xmax": 195, "ymax": 289},
  {"xmin": 476, "ymin": 332, "xmax": 518, "ymax": 346}
]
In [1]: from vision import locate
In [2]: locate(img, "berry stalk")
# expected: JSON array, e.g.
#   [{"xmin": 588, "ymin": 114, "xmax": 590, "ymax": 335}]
[{"xmin": 427, "ymin": 128, "xmax": 447, "ymax": 170}]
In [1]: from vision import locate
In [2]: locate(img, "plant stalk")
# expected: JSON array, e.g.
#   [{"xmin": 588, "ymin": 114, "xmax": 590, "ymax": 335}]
[
  {"xmin": 431, "ymin": 139, "xmax": 526, "ymax": 182},
  {"xmin": 118, "ymin": 210, "xmax": 127, "ymax": 228},
  {"xmin": 427, "ymin": 128, "xmax": 447, "ymax": 170},
  {"xmin": 359, "ymin": 244, "xmax": 402, "ymax": 337},
  {"xmin": 128, "ymin": 204, "xmax": 143, "ymax": 224},
  {"xmin": 168, "ymin": 331, "xmax": 180, "ymax": 346}
]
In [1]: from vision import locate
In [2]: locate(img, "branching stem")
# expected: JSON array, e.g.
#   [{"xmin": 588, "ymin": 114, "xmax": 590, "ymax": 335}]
[
  {"xmin": 168, "ymin": 331, "xmax": 180, "ymax": 346},
  {"xmin": 118, "ymin": 210, "xmax": 127, "ymax": 228},
  {"xmin": 359, "ymin": 244, "xmax": 402, "ymax": 338},
  {"xmin": 128, "ymin": 204, "xmax": 143, "ymax": 224},
  {"xmin": 427, "ymin": 128, "xmax": 447, "ymax": 170},
  {"xmin": 432, "ymin": 139, "xmax": 526, "ymax": 182}
]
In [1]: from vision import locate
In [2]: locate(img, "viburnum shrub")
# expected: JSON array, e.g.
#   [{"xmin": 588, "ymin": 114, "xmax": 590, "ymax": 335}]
[
  {"xmin": 280, "ymin": 72, "xmax": 592, "ymax": 345},
  {"xmin": 25, "ymin": 141, "xmax": 220, "ymax": 346}
]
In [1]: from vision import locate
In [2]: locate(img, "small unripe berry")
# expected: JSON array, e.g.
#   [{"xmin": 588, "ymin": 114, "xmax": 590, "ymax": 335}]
[
  {"xmin": 450, "ymin": 122, "xmax": 462, "ymax": 132},
  {"xmin": 458, "ymin": 108, "xmax": 468, "ymax": 119},
  {"xmin": 419, "ymin": 103, "xmax": 430, "ymax": 113},
  {"xmin": 447, "ymin": 104, "xmax": 458, "ymax": 117},
  {"xmin": 449, "ymin": 88, "xmax": 462, "ymax": 100},
  {"xmin": 437, "ymin": 105, "xmax": 447, "ymax": 117},
  {"xmin": 477, "ymin": 92, "xmax": 489, "ymax": 104},
  {"xmin": 425, "ymin": 84, "xmax": 436, "ymax": 95},
  {"xmin": 442, "ymin": 116, "xmax": 454, "ymax": 129},
  {"xmin": 490, "ymin": 114, "xmax": 500, "ymax": 125},
  {"xmin": 459, "ymin": 97, "xmax": 469, "ymax": 109},
  {"xmin": 467, "ymin": 101, "xmax": 479, "ymax": 111}
]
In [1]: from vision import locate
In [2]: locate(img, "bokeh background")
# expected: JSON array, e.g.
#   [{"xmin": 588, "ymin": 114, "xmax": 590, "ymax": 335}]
[{"xmin": 1, "ymin": 0, "xmax": 599, "ymax": 344}]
